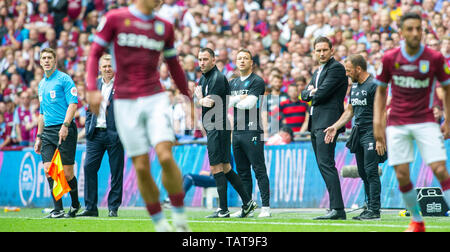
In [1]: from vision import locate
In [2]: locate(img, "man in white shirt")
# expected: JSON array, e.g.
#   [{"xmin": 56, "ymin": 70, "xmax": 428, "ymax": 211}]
[{"xmin": 78, "ymin": 54, "xmax": 124, "ymax": 218}]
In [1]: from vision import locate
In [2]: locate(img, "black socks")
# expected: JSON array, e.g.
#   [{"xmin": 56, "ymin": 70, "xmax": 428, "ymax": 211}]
[
  {"xmin": 213, "ymin": 172, "xmax": 228, "ymax": 211},
  {"xmin": 225, "ymin": 170, "xmax": 251, "ymax": 205},
  {"xmin": 67, "ymin": 177, "xmax": 79, "ymax": 207},
  {"xmin": 47, "ymin": 176, "xmax": 79, "ymax": 209}
]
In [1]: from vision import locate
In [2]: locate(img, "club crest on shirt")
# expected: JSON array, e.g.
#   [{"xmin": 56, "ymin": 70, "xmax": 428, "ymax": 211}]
[
  {"xmin": 50, "ymin": 90, "xmax": 56, "ymax": 99},
  {"xmin": 124, "ymin": 18, "xmax": 131, "ymax": 27},
  {"xmin": 444, "ymin": 63, "xmax": 450, "ymax": 75},
  {"xmin": 155, "ymin": 21, "xmax": 165, "ymax": 36},
  {"xmin": 419, "ymin": 60, "xmax": 429, "ymax": 74}
]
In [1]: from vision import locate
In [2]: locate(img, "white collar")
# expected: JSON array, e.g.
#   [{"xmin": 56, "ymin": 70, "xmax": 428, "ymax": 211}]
[{"xmin": 240, "ymin": 73, "xmax": 251, "ymax": 81}]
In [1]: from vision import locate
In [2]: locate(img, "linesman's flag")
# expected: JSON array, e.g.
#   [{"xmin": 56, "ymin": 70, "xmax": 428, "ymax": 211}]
[{"xmin": 47, "ymin": 149, "xmax": 71, "ymax": 201}]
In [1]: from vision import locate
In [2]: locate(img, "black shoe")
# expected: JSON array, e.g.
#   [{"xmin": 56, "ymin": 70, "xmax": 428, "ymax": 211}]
[
  {"xmin": 241, "ymin": 200, "xmax": 257, "ymax": 218},
  {"xmin": 206, "ymin": 208, "xmax": 230, "ymax": 218},
  {"xmin": 64, "ymin": 202, "xmax": 81, "ymax": 218},
  {"xmin": 313, "ymin": 209, "xmax": 346, "ymax": 220},
  {"xmin": 356, "ymin": 210, "xmax": 380, "ymax": 220},
  {"xmin": 108, "ymin": 210, "xmax": 118, "ymax": 217},
  {"xmin": 76, "ymin": 209, "xmax": 99, "ymax": 217},
  {"xmin": 44, "ymin": 209, "xmax": 65, "ymax": 218},
  {"xmin": 352, "ymin": 210, "xmax": 369, "ymax": 220}
]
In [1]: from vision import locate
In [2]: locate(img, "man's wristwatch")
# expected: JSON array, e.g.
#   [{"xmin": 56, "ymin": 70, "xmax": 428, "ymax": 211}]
[{"xmin": 63, "ymin": 122, "xmax": 70, "ymax": 127}]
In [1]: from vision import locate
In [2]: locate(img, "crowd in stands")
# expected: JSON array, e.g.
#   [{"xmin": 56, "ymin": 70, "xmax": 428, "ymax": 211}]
[{"xmin": 0, "ymin": 0, "xmax": 449, "ymax": 149}]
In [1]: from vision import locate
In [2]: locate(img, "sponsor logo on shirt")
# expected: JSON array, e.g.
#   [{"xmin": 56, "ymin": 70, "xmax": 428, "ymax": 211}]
[
  {"xmin": 400, "ymin": 64, "xmax": 418, "ymax": 72},
  {"xmin": 351, "ymin": 98, "xmax": 367, "ymax": 106},
  {"xmin": 117, "ymin": 33, "xmax": 164, "ymax": 51},
  {"xmin": 392, "ymin": 75, "xmax": 429, "ymax": 88}
]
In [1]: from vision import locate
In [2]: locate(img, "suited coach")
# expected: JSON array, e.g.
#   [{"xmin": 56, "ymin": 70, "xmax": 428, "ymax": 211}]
[
  {"xmin": 301, "ymin": 36, "xmax": 348, "ymax": 220},
  {"xmin": 77, "ymin": 54, "xmax": 124, "ymax": 217}
]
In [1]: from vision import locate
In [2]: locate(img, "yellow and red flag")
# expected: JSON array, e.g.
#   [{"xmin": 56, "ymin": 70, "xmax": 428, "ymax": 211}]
[{"xmin": 47, "ymin": 149, "xmax": 71, "ymax": 201}]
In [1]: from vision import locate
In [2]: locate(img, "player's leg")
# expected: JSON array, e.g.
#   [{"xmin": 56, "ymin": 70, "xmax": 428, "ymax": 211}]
[
  {"xmin": 147, "ymin": 93, "xmax": 190, "ymax": 231},
  {"xmin": 114, "ymin": 98, "xmax": 173, "ymax": 231},
  {"xmin": 154, "ymin": 141, "xmax": 190, "ymax": 230},
  {"xmin": 386, "ymin": 125, "xmax": 424, "ymax": 231},
  {"xmin": 428, "ymin": 161, "xmax": 450, "ymax": 208},
  {"xmin": 131, "ymin": 153, "xmax": 173, "ymax": 231},
  {"xmin": 412, "ymin": 122, "xmax": 450, "ymax": 209}
]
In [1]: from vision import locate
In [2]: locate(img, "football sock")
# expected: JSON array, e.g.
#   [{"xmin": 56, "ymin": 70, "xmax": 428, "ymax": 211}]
[
  {"xmin": 67, "ymin": 177, "xmax": 79, "ymax": 207},
  {"xmin": 146, "ymin": 202, "xmax": 165, "ymax": 223},
  {"xmin": 213, "ymin": 172, "xmax": 228, "ymax": 211},
  {"xmin": 47, "ymin": 177, "xmax": 63, "ymax": 211},
  {"xmin": 440, "ymin": 177, "xmax": 450, "ymax": 208},
  {"xmin": 225, "ymin": 169, "xmax": 251, "ymax": 204},
  {"xmin": 399, "ymin": 182, "xmax": 423, "ymax": 222},
  {"xmin": 169, "ymin": 192, "xmax": 185, "ymax": 213}
]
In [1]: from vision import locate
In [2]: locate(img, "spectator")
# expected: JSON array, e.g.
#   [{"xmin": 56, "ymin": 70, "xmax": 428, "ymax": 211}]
[
  {"xmin": 1, "ymin": 18, "xmax": 23, "ymax": 50},
  {"xmin": 25, "ymin": 0, "xmax": 54, "ymax": 43},
  {"xmin": 1, "ymin": 98, "xmax": 16, "ymax": 148},
  {"xmin": 183, "ymin": 54, "xmax": 197, "ymax": 82},
  {"xmin": 0, "ymin": 0, "xmax": 448, "ymax": 146},
  {"xmin": 279, "ymin": 83, "xmax": 309, "ymax": 133},
  {"xmin": 266, "ymin": 126, "xmax": 294, "ymax": 145},
  {"xmin": 13, "ymin": 91, "xmax": 32, "ymax": 146},
  {"xmin": 262, "ymin": 73, "xmax": 287, "ymax": 137}
]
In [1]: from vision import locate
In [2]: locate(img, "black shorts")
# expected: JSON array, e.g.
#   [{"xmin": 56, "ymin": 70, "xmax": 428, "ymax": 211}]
[
  {"xmin": 206, "ymin": 129, "xmax": 231, "ymax": 166},
  {"xmin": 41, "ymin": 122, "xmax": 78, "ymax": 165}
]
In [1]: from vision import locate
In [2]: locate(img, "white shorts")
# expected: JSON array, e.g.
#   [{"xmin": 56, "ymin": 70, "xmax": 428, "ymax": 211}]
[
  {"xmin": 386, "ymin": 122, "xmax": 447, "ymax": 166},
  {"xmin": 114, "ymin": 92, "xmax": 175, "ymax": 157}
]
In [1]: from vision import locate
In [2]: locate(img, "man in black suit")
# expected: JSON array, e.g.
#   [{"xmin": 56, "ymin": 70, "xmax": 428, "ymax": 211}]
[
  {"xmin": 301, "ymin": 36, "xmax": 348, "ymax": 220},
  {"xmin": 77, "ymin": 54, "xmax": 124, "ymax": 217}
]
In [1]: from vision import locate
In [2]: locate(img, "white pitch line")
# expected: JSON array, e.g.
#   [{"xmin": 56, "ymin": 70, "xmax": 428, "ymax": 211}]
[{"xmin": 0, "ymin": 216, "xmax": 448, "ymax": 229}]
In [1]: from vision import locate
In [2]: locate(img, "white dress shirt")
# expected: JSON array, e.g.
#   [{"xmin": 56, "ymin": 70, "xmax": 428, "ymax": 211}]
[{"xmin": 95, "ymin": 78, "xmax": 114, "ymax": 128}]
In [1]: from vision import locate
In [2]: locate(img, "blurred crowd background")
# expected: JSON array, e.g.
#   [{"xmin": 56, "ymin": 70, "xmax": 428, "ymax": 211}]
[{"xmin": 0, "ymin": 0, "xmax": 449, "ymax": 149}]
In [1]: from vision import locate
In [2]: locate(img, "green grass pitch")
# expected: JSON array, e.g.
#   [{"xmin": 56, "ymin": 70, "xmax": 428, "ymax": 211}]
[{"xmin": 1, "ymin": 207, "xmax": 449, "ymax": 232}]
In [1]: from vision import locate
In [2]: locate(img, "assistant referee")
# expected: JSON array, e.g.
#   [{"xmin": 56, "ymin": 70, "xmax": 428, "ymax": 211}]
[{"xmin": 34, "ymin": 48, "xmax": 80, "ymax": 218}]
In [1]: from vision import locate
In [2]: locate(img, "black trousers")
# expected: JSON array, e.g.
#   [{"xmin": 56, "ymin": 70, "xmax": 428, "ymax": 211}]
[
  {"xmin": 232, "ymin": 131, "xmax": 270, "ymax": 207},
  {"xmin": 310, "ymin": 129, "xmax": 344, "ymax": 210},
  {"xmin": 355, "ymin": 128, "xmax": 381, "ymax": 212},
  {"xmin": 84, "ymin": 128, "xmax": 124, "ymax": 212}
]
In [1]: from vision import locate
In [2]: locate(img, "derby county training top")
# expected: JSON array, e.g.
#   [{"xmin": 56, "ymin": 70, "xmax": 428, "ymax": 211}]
[
  {"xmin": 349, "ymin": 75, "xmax": 376, "ymax": 130},
  {"xmin": 230, "ymin": 73, "xmax": 265, "ymax": 132}
]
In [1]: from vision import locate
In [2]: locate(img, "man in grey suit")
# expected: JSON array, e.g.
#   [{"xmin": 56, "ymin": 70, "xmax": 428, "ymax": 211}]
[
  {"xmin": 77, "ymin": 54, "xmax": 124, "ymax": 217},
  {"xmin": 301, "ymin": 36, "xmax": 348, "ymax": 220}
]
